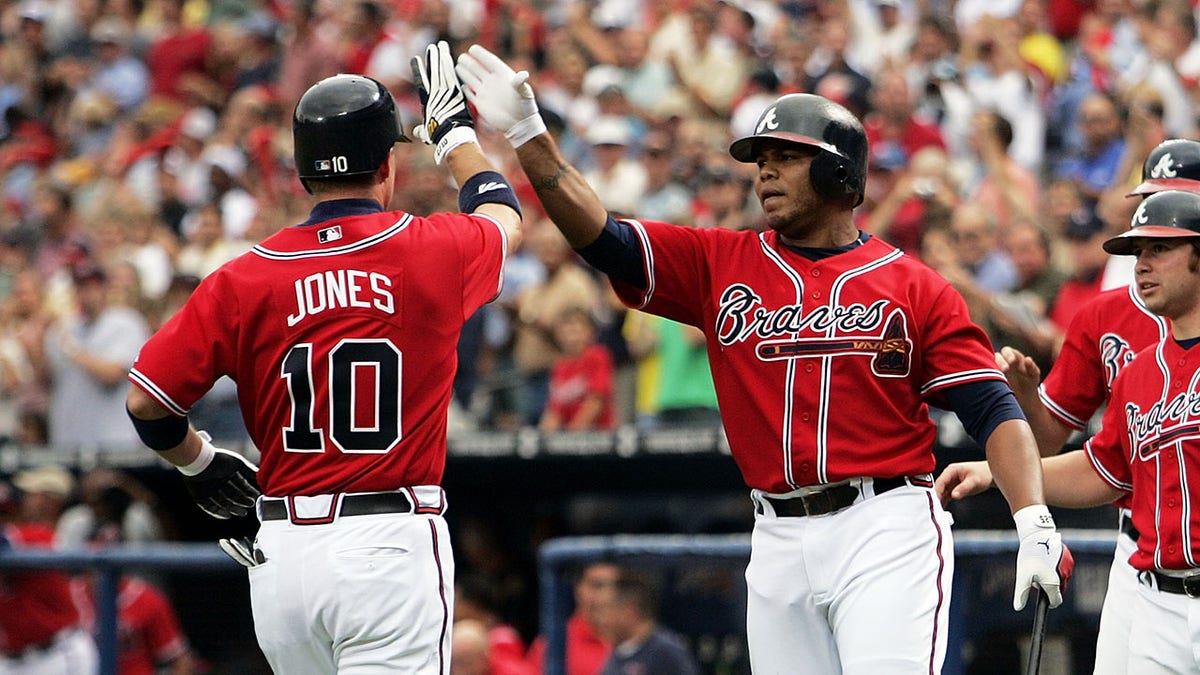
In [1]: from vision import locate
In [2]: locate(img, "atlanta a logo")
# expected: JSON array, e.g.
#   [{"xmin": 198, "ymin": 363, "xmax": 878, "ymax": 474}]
[
  {"xmin": 1133, "ymin": 200, "xmax": 1150, "ymax": 225},
  {"xmin": 1150, "ymin": 153, "xmax": 1178, "ymax": 179},
  {"xmin": 756, "ymin": 107, "xmax": 780, "ymax": 134}
]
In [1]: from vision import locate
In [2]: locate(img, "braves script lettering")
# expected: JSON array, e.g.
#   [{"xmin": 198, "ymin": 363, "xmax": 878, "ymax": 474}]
[
  {"xmin": 287, "ymin": 269, "xmax": 396, "ymax": 326},
  {"xmin": 715, "ymin": 283, "xmax": 887, "ymax": 345},
  {"xmin": 1127, "ymin": 391, "xmax": 1200, "ymax": 459}
]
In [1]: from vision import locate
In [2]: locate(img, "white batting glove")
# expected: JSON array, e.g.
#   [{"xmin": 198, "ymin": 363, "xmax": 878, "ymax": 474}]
[
  {"xmin": 178, "ymin": 431, "xmax": 260, "ymax": 520},
  {"xmin": 455, "ymin": 44, "xmax": 546, "ymax": 148},
  {"xmin": 218, "ymin": 535, "xmax": 266, "ymax": 568},
  {"xmin": 1013, "ymin": 505, "xmax": 1074, "ymax": 610},
  {"xmin": 411, "ymin": 40, "xmax": 477, "ymax": 164}
]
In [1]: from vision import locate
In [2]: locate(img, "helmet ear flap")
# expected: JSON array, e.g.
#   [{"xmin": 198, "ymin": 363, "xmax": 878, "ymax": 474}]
[{"xmin": 810, "ymin": 151, "xmax": 859, "ymax": 204}]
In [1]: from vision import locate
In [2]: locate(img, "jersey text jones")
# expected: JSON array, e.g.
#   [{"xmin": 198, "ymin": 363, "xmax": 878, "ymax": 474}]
[{"xmin": 287, "ymin": 269, "xmax": 396, "ymax": 327}]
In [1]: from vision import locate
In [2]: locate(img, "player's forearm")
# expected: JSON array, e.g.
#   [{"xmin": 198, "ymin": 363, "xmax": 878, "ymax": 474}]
[
  {"xmin": 1041, "ymin": 450, "xmax": 1123, "ymax": 508},
  {"xmin": 1024, "ymin": 403, "xmax": 1075, "ymax": 457},
  {"xmin": 515, "ymin": 134, "xmax": 608, "ymax": 248},
  {"xmin": 984, "ymin": 418, "xmax": 1046, "ymax": 513}
]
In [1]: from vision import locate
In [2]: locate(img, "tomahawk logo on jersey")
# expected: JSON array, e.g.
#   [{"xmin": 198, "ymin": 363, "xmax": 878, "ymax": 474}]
[{"xmin": 610, "ymin": 220, "xmax": 1002, "ymax": 491}]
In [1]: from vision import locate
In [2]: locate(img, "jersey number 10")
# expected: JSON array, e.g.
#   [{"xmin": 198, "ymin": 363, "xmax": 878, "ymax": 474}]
[{"xmin": 280, "ymin": 339, "xmax": 401, "ymax": 454}]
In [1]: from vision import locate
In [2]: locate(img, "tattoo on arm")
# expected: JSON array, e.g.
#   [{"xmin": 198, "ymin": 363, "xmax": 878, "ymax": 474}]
[{"xmin": 533, "ymin": 162, "xmax": 572, "ymax": 194}]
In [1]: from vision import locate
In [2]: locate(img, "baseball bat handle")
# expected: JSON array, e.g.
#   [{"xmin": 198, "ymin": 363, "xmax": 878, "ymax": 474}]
[{"xmin": 1025, "ymin": 587, "xmax": 1050, "ymax": 675}]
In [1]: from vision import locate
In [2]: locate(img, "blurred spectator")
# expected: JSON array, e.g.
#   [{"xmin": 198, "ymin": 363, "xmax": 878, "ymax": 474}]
[
  {"xmin": 963, "ymin": 108, "xmax": 1041, "ymax": 235},
  {"xmin": 1118, "ymin": 4, "xmax": 1194, "ymax": 139},
  {"xmin": 455, "ymin": 572, "xmax": 534, "ymax": 675},
  {"xmin": 691, "ymin": 163, "xmax": 754, "ymax": 232},
  {"xmin": 274, "ymin": 0, "xmax": 342, "ymax": 113},
  {"xmin": 1052, "ymin": 91, "xmax": 1127, "ymax": 203},
  {"xmin": 56, "ymin": 467, "xmax": 163, "ymax": 549},
  {"xmin": 539, "ymin": 307, "xmax": 616, "ymax": 433},
  {"xmin": 594, "ymin": 568, "xmax": 699, "ymax": 675},
  {"xmin": 33, "ymin": 260, "xmax": 150, "ymax": 451},
  {"xmin": 82, "ymin": 574, "xmax": 194, "ymax": 675},
  {"xmin": 26, "ymin": 181, "xmax": 89, "ymax": 285},
  {"xmin": 1113, "ymin": 85, "xmax": 1171, "ymax": 194},
  {"xmin": 863, "ymin": 145, "xmax": 957, "ymax": 256},
  {"xmin": 78, "ymin": 16, "xmax": 148, "ymax": 115},
  {"xmin": 848, "ymin": 0, "xmax": 917, "ymax": 77},
  {"xmin": 863, "ymin": 67, "xmax": 946, "ymax": 177},
  {"xmin": 987, "ymin": 219, "xmax": 1067, "ymax": 369},
  {"xmin": 144, "ymin": 0, "xmax": 218, "ymax": 105},
  {"xmin": 622, "ymin": 310, "xmax": 663, "ymax": 431},
  {"xmin": 636, "ymin": 131, "xmax": 692, "ymax": 225},
  {"xmin": 230, "ymin": 12, "xmax": 280, "ymax": 92},
  {"xmin": 512, "ymin": 225, "xmax": 603, "ymax": 427},
  {"xmin": 453, "ymin": 619, "xmax": 493, "ymax": 675},
  {"xmin": 924, "ymin": 203, "xmax": 1018, "ymax": 326},
  {"xmin": 729, "ymin": 68, "xmax": 780, "ymax": 142},
  {"xmin": 803, "ymin": 15, "xmax": 872, "ymax": 119},
  {"xmin": 661, "ymin": 4, "xmax": 753, "ymax": 130},
  {"xmin": 527, "ymin": 562, "xmax": 617, "ymax": 675},
  {"xmin": 4, "ymin": 269, "xmax": 50, "ymax": 444},
  {"xmin": 1015, "ymin": 0, "xmax": 1067, "ymax": 90},
  {"xmin": 1047, "ymin": 205, "xmax": 1110, "ymax": 331},
  {"xmin": 174, "ymin": 202, "xmax": 252, "ymax": 279},
  {"xmin": 0, "ymin": 476, "xmax": 99, "ymax": 675},
  {"xmin": 11, "ymin": 464, "xmax": 73, "ymax": 527},
  {"xmin": 652, "ymin": 319, "xmax": 720, "ymax": 429},
  {"xmin": 581, "ymin": 116, "xmax": 647, "ymax": 217},
  {"xmin": 959, "ymin": 14, "xmax": 1046, "ymax": 171}
]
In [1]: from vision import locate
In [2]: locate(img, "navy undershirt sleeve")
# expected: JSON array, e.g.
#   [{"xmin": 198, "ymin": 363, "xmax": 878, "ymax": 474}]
[
  {"xmin": 573, "ymin": 216, "xmax": 647, "ymax": 288},
  {"xmin": 944, "ymin": 379, "xmax": 1026, "ymax": 449}
]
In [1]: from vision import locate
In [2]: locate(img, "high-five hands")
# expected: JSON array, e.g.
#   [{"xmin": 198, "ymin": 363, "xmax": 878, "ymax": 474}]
[
  {"xmin": 411, "ymin": 40, "xmax": 477, "ymax": 164},
  {"xmin": 455, "ymin": 44, "xmax": 546, "ymax": 147}
]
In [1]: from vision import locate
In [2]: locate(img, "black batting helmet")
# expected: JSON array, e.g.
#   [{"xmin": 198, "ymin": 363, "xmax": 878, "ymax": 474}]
[
  {"xmin": 729, "ymin": 93, "xmax": 869, "ymax": 206},
  {"xmin": 1127, "ymin": 138, "xmax": 1200, "ymax": 197},
  {"xmin": 293, "ymin": 74, "xmax": 408, "ymax": 193},
  {"xmin": 1104, "ymin": 190, "xmax": 1200, "ymax": 255}
]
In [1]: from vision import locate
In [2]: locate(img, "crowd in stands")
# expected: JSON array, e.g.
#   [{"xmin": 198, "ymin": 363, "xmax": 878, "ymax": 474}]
[{"xmin": 0, "ymin": 0, "xmax": 1197, "ymax": 670}]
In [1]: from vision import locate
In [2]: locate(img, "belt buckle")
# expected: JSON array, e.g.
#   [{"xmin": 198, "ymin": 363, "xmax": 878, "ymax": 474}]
[
  {"xmin": 1183, "ymin": 574, "xmax": 1200, "ymax": 598},
  {"xmin": 800, "ymin": 490, "xmax": 832, "ymax": 516}
]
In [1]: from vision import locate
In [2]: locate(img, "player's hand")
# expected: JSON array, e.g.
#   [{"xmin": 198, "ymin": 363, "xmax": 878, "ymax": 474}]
[
  {"xmin": 218, "ymin": 535, "xmax": 265, "ymax": 568},
  {"xmin": 994, "ymin": 346, "xmax": 1041, "ymax": 402},
  {"xmin": 934, "ymin": 460, "xmax": 993, "ymax": 507},
  {"xmin": 179, "ymin": 432, "xmax": 260, "ymax": 520},
  {"xmin": 455, "ymin": 44, "xmax": 546, "ymax": 147},
  {"xmin": 1013, "ymin": 505, "xmax": 1074, "ymax": 610},
  {"xmin": 411, "ymin": 40, "xmax": 476, "ymax": 164}
]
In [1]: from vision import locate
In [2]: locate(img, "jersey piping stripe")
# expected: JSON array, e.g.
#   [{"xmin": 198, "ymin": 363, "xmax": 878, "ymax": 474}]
[
  {"xmin": 758, "ymin": 234, "xmax": 806, "ymax": 488},
  {"xmin": 128, "ymin": 368, "xmax": 189, "ymax": 416},
  {"xmin": 1084, "ymin": 439, "xmax": 1133, "ymax": 491},
  {"xmin": 430, "ymin": 519, "xmax": 451, "ymax": 672},
  {"xmin": 920, "ymin": 369, "xmax": 1004, "ymax": 395},
  {"xmin": 923, "ymin": 490, "xmax": 949, "ymax": 675},
  {"xmin": 816, "ymin": 247, "xmax": 905, "ymax": 484},
  {"xmin": 1154, "ymin": 460, "xmax": 1165, "ymax": 570},
  {"xmin": 1037, "ymin": 385, "xmax": 1088, "ymax": 430},
  {"xmin": 251, "ymin": 213, "xmax": 414, "ymax": 260},
  {"xmin": 622, "ymin": 219, "xmax": 656, "ymax": 310},
  {"xmin": 1178, "ymin": 448, "xmax": 1195, "ymax": 567}
]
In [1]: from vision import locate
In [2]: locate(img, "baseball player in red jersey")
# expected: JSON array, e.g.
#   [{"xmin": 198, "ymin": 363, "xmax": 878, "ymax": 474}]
[
  {"xmin": 940, "ymin": 189, "xmax": 1200, "ymax": 673},
  {"xmin": 79, "ymin": 576, "xmax": 192, "ymax": 675},
  {"xmin": 124, "ymin": 42, "xmax": 523, "ymax": 674},
  {"xmin": 455, "ymin": 45, "xmax": 1072, "ymax": 673},
  {"xmin": 0, "ymin": 521, "xmax": 98, "ymax": 675},
  {"xmin": 993, "ymin": 138, "xmax": 1200, "ymax": 674}
]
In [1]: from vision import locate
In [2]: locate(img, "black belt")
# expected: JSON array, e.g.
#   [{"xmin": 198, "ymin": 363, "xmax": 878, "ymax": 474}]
[
  {"xmin": 1120, "ymin": 514, "xmax": 1140, "ymax": 542},
  {"xmin": 261, "ymin": 492, "xmax": 414, "ymax": 523},
  {"xmin": 1143, "ymin": 570, "xmax": 1200, "ymax": 598},
  {"xmin": 765, "ymin": 476, "xmax": 915, "ymax": 518}
]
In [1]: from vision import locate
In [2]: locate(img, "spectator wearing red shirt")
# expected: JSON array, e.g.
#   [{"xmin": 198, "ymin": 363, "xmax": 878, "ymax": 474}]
[
  {"xmin": 863, "ymin": 68, "xmax": 946, "ymax": 173},
  {"xmin": 455, "ymin": 573, "xmax": 533, "ymax": 675},
  {"xmin": 1048, "ymin": 205, "xmax": 1110, "ymax": 331},
  {"xmin": 539, "ymin": 307, "xmax": 616, "ymax": 432},
  {"xmin": 82, "ymin": 576, "xmax": 193, "ymax": 675},
  {"xmin": 526, "ymin": 562, "xmax": 617, "ymax": 675},
  {"xmin": 145, "ymin": 0, "xmax": 216, "ymax": 103}
]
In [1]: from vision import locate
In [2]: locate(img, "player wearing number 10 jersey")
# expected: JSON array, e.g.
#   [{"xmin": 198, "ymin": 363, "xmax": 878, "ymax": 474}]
[{"xmin": 126, "ymin": 48, "xmax": 523, "ymax": 674}]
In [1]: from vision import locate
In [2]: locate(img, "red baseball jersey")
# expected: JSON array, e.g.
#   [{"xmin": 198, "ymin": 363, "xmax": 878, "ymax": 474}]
[
  {"xmin": 1040, "ymin": 284, "xmax": 1169, "ymax": 430},
  {"xmin": 612, "ymin": 223, "xmax": 1003, "ymax": 492},
  {"xmin": 1039, "ymin": 284, "xmax": 1168, "ymax": 512},
  {"xmin": 545, "ymin": 344, "xmax": 616, "ymax": 430},
  {"xmin": 79, "ymin": 577, "xmax": 188, "ymax": 675},
  {"xmin": 130, "ymin": 207, "xmax": 508, "ymax": 496},
  {"xmin": 1085, "ymin": 338, "xmax": 1200, "ymax": 571},
  {"xmin": 0, "ymin": 523, "xmax": 83, "ymax": 656}
]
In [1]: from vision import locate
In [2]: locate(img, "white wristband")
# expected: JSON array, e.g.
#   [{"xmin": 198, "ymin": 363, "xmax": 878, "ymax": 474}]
[
  {"xmin": 505, "ymin": 113, "xmax": 547, "ymax": 148},
  {"xmin": 1013, "ymin": 504, "xmax": 1055, "ymax": 539},
  {"xmin": 434, "ymin": 126, "xmax": 478, "ymax": 165},
  {"xmin": 177, "ymin": 434, "xmax": 216, "ymax": 476}
]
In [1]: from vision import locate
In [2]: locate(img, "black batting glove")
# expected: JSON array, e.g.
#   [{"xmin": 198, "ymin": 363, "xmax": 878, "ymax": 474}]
[
  {"xmin": 179, "ymin": 431, "xmax": 260, "ymax": 520},
  {"xmin": 411, "ymin": 40, "xmax": 477, "ymax": 164}
]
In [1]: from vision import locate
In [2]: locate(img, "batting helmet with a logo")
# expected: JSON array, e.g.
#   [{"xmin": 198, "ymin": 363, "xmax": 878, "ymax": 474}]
[
  {"xmin": 729, "ymin": 93, "xmax": 869, "ymax": 206},
  {"xmin": 1104, "ymin": 190, "xmax": 1200, "ymax": 254},
  {"xmin": 1127, "ymin": 138, "xmax": 1200, "ymax": 197},
  {"xmin": 293, "ymin": 74, "xmax": 408, "ymax": 193}
]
